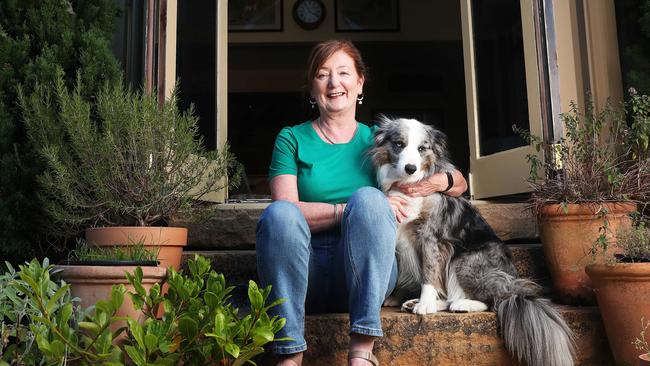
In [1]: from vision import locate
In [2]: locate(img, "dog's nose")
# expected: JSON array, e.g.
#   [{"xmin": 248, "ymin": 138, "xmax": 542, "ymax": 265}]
[{"xmin": 405, "ymin": 164, "xmax": 417, "ymax": 175}]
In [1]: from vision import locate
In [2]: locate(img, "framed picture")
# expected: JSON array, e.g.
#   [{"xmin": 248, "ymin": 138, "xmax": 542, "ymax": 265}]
[
  {"xmin": 335, "ymin": 0, "xmax": 399, "ymax": 32},
  {"xmin": 228, "ymin": 0, "xmax": 283, "ymax": 32}
]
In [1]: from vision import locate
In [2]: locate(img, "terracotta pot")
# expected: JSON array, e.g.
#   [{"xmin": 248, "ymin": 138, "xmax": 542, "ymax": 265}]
[
  {"xmin": 56, "ymin": 265, "xmax": 167, "ymax": 339},
  {"xmin": 640, "ymin": 354, "xmax": 650, "ymax": 366},
  {"xmin": 586, "ymin": 263, "xmax": 650, "ymax": 365},
  {"xmin": 85, "ymin": 226, "xmax": 188, "ymax": 270},
  {"xmin": 539, "ymin": 202, "xmax": 635, "ymax": 305}
]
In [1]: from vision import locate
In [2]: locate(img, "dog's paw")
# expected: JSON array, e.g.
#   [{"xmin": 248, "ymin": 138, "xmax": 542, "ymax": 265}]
[
  {"xmin": 400, "ymin": 298, "xmax": 419, "ymax": 312},
  {"xmin": 449, "ymin": 299, "xmax": 488, "ymax": 313},
  {"xmin": 413, "ymin": 298, "xmax": 439, "ymax": 315},
  {"xmin": 401, "ymin": 298, "xmax": 449, "ymax": 313}
]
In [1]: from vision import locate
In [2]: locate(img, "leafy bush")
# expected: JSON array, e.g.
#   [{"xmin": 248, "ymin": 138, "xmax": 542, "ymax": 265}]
[
  {"xmin": 0, "ymin": 0, "xmax": 122, "ymax": 263},
  {"xmin": 21, "ymin": 74, "xmax": 240, "ymax": 237},
  {"xmin": 1, "ymin": 258, "xmax": 124, "ymax": 365},
  {"xmin": 517, "ymin": 93, "xmax": 650, "ymax": 209},
  {"xmin": 125, "ymin": 255, "xmax": 286, "ymax": 366},
  {"xmin": 0, "ymin": 256, "xmax": 285, "ymax": 365}
]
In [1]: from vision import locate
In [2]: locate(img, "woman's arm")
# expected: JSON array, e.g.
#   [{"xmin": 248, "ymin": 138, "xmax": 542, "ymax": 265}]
[
  {"xmin": 396, "ymin": 169, "xmax": 468, "ymax": 198},
  {"xmin": 270, "ymin": 174, "xmax": 343, "ymax": 233}
]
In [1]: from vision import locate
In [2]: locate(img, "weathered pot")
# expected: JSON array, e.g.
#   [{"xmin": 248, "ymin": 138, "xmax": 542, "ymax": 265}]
[
  {"xmin": 56, "ymin": 265, "xmax": 167, "ymax": 339},
  {"xmin": 85, "ymin": 226, "xmax": 187, "ymax": 270},
  {"xmin": 539, "ymin": 202, "xmax": 635, "ymax": 304},
  {"xmin": 586, "ymin": 263, "xmax": 650, "ymax": 365}
]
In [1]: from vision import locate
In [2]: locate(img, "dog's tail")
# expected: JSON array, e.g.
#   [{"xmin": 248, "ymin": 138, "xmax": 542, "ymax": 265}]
[{"xmin": 496, "ymin": 278, "xmax": 575, "ymax": 366}]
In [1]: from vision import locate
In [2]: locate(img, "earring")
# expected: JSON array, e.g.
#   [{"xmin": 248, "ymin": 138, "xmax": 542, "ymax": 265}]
[
  {"xmin": 309, "ymin": 97, "xmax": 317, "ymax": 109},
  {"xmin": 357, "ymin": 93, "xmax": 364, "ymax": 105}
]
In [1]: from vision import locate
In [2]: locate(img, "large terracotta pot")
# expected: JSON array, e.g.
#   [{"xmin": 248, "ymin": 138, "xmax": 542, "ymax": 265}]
[
  {"xmin": 539, "ymin": 202, "xmax": 635, "ymax": 304},
  {"xmin": 56, "ymin": 265, "xmax": 167, "ymax": 339},
  {"xmin": 586, "ymin": 263, "xmax": 650, "ymax": 366},
  {"xmin": 85, "ymin": 227, "xmax": 188, "ymax": 270}
]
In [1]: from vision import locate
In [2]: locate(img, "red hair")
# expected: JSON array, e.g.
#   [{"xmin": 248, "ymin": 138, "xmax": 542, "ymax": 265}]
[{"xmin": 305, "ymin": 40, "xmax": 367, "ymax": 89}]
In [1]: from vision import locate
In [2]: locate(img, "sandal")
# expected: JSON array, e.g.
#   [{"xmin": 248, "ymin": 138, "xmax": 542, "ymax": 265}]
[{"xmin": 348, "ymin": 350, "xmax": 379, "ymax": 366}]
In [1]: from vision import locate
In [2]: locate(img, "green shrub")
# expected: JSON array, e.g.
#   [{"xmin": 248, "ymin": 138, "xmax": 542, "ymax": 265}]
[
  {"xmin": 0, "ymin": 0, "xmax": 122, "ymax": 263},
  {"xmin": 0, "ymin": 256, "xmax": 285, "ymax": 365},
  {"xmin": 125, "ymin": 255, "xmax": 286, "ymax": 365},
  {"xmin": 517, "ymin": 93, "xmax": 650, "ymax": 208},
  {"xmin": 21, "ymin": 74, "xmax": 240, "ymax": 237}
]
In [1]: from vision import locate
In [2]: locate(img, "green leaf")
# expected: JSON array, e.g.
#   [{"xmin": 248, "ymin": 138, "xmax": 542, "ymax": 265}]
[
  {"xmin": 144, "ymin": 333, "xmax": 159, "ymax": 353},
  {"xmin": 178, "ymin": 316, "xmax": 199, "ymax": 340},
  {"xmin": 46, "ymin": 284, "xmax": 70, "ymax": 313},
  {"xmin": 79, "ymin": 321, "xmax": 101, "ymax": 335},
  {"xmin": 248, "ymin": 281, "xmax": 263, "ymax": 310},
  {"xmin": 204, "ymin": 291, "xmax": 219, "ymax": 309},
  {"xmin": 49, "ymin": 340, "xmax": 66, "ymax": 357},
  {"xmin": 125, "ymin": 345, "xmax": 146, "ymax": 366},
  {"xmin": 128, "ymin": 318, "xmax": 145, "ymax": 348},
  {"xmin": 225, "ymin": 342, "xmax": 240, "ymax": 358},
  {"xmin": 110, "ymin": 284, "xmax": 126, "ymax": 311},
  {"xmin": 251, "ymin": 327, "xmax": 274, "ymax": 346}
]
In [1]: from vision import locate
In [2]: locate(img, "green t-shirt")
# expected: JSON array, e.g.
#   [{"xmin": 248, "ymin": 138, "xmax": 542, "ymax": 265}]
[{"xmin": 269, "ymin": 121, "xmax": 377, "ymax": 204}]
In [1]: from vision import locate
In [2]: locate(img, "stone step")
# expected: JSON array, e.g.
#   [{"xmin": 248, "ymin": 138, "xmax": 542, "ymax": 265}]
[
  {"xmin": 182, "ymin": 243, "xmax": 550, "ymax": 289},
  {"xmin": 173, "ymin": 201, "xmax": 539, "ymax": 250},
  {"xmin": 257, "ymin": 306, "xmax": 611, "ymax": 365}
]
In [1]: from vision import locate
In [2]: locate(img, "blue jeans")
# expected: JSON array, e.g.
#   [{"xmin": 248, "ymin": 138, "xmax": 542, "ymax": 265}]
[{"xmin": 256, "ymin": 187, "xmax": 398, "ymax": 355}]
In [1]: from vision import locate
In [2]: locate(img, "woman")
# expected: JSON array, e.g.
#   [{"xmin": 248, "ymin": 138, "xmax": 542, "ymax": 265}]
[{"xmin": 256, "ymin": 40, "xmax": 467, "ymax": 366}]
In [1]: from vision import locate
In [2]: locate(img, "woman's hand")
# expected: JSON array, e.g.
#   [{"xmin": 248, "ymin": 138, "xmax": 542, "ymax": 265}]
[
  {"xmin": 396, "ymin": 178, "xmax": 440, "ymax": 197},
  {"xmin": 397, "ymin": 170, "xmax": 467, "ymax": 198},
  {"xmin": 387, "ymin": 195, "xmax": 409, "ymax": 223}
]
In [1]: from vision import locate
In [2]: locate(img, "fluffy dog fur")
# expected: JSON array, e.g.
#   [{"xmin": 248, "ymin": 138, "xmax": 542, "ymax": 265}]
[{"xmin": 371, "ymin": 116, "xmax": 575, "ymax": 366}]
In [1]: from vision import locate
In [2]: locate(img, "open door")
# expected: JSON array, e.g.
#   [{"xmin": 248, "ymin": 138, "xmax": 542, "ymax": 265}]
[{"xmin": 460, "ymin": 0, "xmax": 545, "ymax": 199}]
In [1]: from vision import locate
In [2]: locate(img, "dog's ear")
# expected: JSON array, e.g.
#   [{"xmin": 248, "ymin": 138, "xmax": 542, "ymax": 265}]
[
  {"xmin": 374, "ymin": 114, "xmax": 393, "ymax": 146},
  {"xmin": 424, "ymin": 124, "xmax": 453, "ymax": 169}
]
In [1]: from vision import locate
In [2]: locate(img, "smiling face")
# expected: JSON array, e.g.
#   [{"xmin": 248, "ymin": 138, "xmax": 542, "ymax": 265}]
[{"xmin": 311, "ymin": 50, "xmax": 364, "ymax": 117}]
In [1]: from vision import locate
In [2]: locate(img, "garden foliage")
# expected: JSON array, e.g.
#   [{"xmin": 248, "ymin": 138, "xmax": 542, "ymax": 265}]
[
  {"xmin": 0, "ymin": 0, "xmax": 121, "ymax": 262},
  {"xmin": 21, "ymin": 74, "xmax": 239, "ymax": 236},
  {"xmin": 0, "ymin": 256, "xmax": 285, "ymax": 365}
]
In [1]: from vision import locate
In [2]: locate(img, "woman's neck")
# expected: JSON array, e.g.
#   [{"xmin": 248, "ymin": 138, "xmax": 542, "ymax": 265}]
[{"xmin": 315, "ymin": 114, "xmax": 358, "ymax": 144}]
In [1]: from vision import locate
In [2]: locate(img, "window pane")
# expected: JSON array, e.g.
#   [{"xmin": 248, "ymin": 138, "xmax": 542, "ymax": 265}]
[{"xmin": 472, "ymin": 0, "xmax": 529, "ymax": 156}]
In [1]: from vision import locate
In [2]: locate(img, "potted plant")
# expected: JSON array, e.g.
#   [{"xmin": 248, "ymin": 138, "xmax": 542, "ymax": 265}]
[
  {"xmin": 519, "ymin": 90, "xmax": 650, "ymax": 304},
  {"xmin": 586, "ymin": 220, "xmax": 650, "ymax": 366},
  {"xmin": 20, "ymin": 72, "xmax": 240, "ymax": 270},
  {"xmin": 55, "ymin": 240, "xmax": 167, "ymax": 337}
]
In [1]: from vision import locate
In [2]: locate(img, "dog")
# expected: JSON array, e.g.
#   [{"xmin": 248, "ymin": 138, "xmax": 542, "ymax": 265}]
[{"xmin": 370, "ymin": 116, "xmax": 575, "ymax": 366}]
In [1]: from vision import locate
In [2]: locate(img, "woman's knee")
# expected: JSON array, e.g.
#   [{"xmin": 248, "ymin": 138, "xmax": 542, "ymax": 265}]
[
  {"xmin": 258, "ymin": 200, "xmax": 304, "ymax": 228},
  {"xmin": 345, "ymin": 187, "xmax": 392, "ymax": 223},
  {"xmin": 347, "ymin": 187, "xmax": 389, "ymax": 209},
  {"xmin": 257, "ymin": 200, "xmax": 309, "ymax": 249}
]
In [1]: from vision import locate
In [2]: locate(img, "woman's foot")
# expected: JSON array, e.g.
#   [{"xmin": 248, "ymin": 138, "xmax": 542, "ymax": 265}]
[
  {"xmin": 349, "ymin": 334, "xmax": 377, "ymax": 366},
  {"xmin": 277, "ymin": 352, "xmax": 303, "ymax": 366}
]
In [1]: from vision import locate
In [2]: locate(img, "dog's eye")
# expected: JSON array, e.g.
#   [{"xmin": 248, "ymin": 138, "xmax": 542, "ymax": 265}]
[
  {"xmin": 393, "ymin": 141, "xmax": 404, "ymax": 149},
  {"xmin": 418, "ymin": 146, "xmax": 427, "ymax": 152}
]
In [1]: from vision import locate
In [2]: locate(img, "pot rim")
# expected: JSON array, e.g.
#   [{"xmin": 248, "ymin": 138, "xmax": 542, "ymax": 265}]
[
  {"xmin": 586, "ymin": 262, "xmax": 650, "ymax": 281},
  {"xmin": 60, "ymin": 260, "xmax": 159, "ymax": 266},
  {"xmin": 540, "ymin": 202, "xmax": 638, "ymax": 216}
]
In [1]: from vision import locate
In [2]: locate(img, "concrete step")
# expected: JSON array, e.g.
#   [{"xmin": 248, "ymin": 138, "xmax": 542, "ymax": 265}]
[
  {"xmin": 255, "ymin": 306, "xmax": 611, "ymax": 366},
  {"xmin": 182, "ymin": 243, "xmax": 550, "ymax": 288},
  {"xmin": 172, "ymin": 201, "xmax": 539, "ymax": 250}
]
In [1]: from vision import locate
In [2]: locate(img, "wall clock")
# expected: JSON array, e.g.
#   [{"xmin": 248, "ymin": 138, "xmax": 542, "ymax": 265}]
[{"xmin": 293, "ymin": 0, "xmax": 326, "ymax": 30}]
